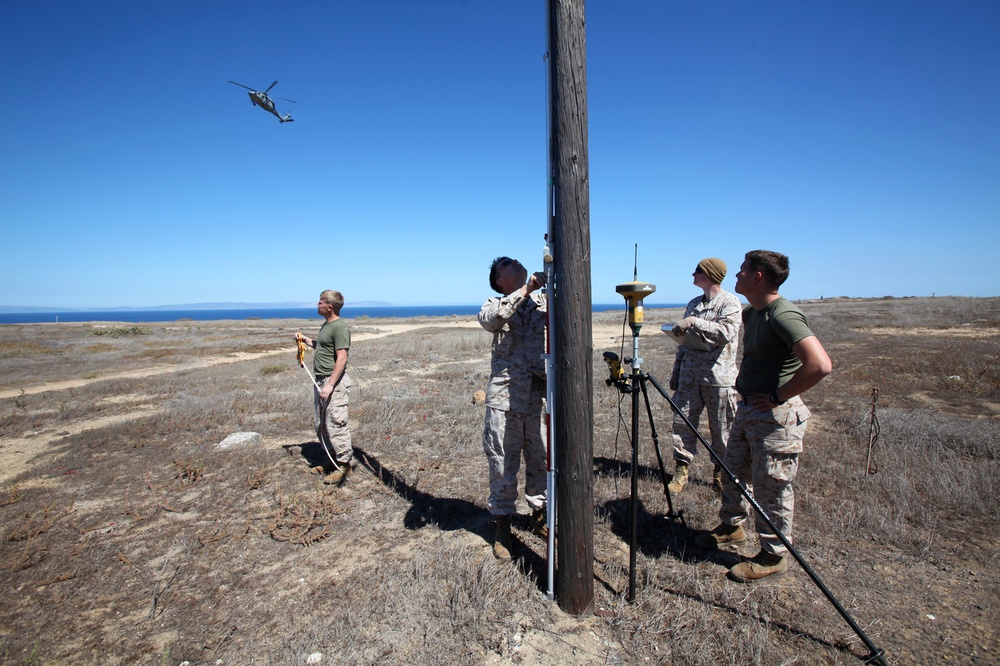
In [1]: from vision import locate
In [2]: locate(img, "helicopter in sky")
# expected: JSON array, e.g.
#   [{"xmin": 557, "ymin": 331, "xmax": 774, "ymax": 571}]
[{"xmin": 228, "ymin": 80, "xmax": 295, "ymax": 123}]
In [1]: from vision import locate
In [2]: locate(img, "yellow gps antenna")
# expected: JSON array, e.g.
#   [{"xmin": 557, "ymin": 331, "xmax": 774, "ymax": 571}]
[{"xmin": 616, "ymin": 245, "xmax": 656, "ymax": 335}]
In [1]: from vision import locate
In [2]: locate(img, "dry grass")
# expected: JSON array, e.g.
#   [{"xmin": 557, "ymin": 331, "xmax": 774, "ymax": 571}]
[{"xmin": 0, "ymin": 297, "xmax": 997, "ymax": 664}]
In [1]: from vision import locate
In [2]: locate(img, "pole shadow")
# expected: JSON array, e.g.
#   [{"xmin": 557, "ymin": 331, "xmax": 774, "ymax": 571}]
[
  {"xmin": 346, "ymin": 447, "xmax": 490, "ymax": 536},
  {"xmin": 354, "ymin": 446, "xmax": 549, "ymax": 588}
]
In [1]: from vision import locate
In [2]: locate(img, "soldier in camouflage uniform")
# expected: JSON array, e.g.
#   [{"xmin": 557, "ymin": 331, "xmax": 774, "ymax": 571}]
[
  {"xmin": 695, "ymin": 250, "xmax": 832, "ymax": 582},
  {"xmin": 479, "ymin": 257, "xmax": 548, "ymax": 560},
  {"xmin": 666, "ymin": 257, "xmax": 742, "ymax": 494}
]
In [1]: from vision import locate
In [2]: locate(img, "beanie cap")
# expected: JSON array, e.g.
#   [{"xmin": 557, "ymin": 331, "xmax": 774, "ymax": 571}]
[{"xmin": 697, "ymin": 257, "xmax": 727, "ymax": 284}]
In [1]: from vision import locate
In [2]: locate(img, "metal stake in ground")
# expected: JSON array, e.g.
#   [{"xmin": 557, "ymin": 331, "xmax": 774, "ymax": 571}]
[{"xmin": 866, "ymin": 387, "xmax": 880, "ymax": 475}]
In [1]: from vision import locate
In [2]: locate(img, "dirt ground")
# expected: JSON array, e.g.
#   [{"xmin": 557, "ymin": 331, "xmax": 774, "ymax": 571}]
[{"xmin": 0, "ymin": 298, "xmax": 998, "ymax": 665}]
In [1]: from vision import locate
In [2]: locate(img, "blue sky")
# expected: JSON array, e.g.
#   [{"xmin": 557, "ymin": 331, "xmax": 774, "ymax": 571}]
[{"xmin": 2, "ymin": 1, "xmax": 997, "ymax": 308}]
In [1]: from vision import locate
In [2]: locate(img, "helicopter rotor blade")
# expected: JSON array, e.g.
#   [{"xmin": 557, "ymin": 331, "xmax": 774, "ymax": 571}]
[
  {"xmin": 228, "ymin": 80, "xmax": 256, "ymax": 92},
  {"xmin": 265, "ymin": 80, "xmax": 279, "ymax": 94},
  {"xmin": 276, "ymin": 97, "xmax": 297, "ymax": 104}
]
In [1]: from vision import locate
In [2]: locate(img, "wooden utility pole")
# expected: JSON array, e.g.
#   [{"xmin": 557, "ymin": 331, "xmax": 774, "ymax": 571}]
[{"xmin": 548, "ymin": 0, "xmax": 593, "ymax": 616}]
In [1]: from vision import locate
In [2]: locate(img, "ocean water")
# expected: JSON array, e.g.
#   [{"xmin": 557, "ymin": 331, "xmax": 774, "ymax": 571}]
[{"xmin": 0, "ymin": 303, "xmax": 684, "ymax": 325}]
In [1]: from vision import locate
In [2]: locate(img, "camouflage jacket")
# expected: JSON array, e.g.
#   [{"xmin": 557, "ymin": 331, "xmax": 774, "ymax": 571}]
[
  {"xmin": 672, "ymin": 289, "xmax": 742, "ymax": 387},
  {"xmin": 479, "ymin": 291, "xmax": 547, "ymax": 413}
]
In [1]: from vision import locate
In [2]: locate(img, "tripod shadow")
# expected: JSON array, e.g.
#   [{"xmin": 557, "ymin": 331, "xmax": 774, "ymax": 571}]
[
  {"xmin": 593, "ymin": 455, "xmax": 665, "ymax": 480},
  {"xmin": 599, "ymin": 495, "xmax": 742, "ymax": 571}
]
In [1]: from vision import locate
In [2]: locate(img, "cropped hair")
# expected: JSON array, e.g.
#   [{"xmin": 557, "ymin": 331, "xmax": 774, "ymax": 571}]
[
  {"xmin": 744, "ymin": 250, "xmax": 790, "ymax": 288},
  {"xmin": 489, "ymin": 256, "xmax": 512, "ymax": 294},
  {"xmin": 319, "ymin": 290, "xmax": 345, "ymax": 313}
]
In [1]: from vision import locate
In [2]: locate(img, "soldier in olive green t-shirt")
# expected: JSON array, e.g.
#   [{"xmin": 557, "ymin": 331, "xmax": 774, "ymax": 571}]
[
  {"xmin": 294, "ymin": 290, "xmax": 353, "ymax": 485},
  {"xmin": 695, "ymin": 251, "xmax": 832, "ymax": 583}
]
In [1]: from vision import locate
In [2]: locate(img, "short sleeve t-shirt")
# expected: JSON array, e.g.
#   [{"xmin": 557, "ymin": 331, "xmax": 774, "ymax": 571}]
[
  {"xmin": 736, "ymin": 297, "xmax": 814, "ymax": 395},
  {"xmin": 313, "ymin": 318, "xmax": 350, "ymax": 378}
]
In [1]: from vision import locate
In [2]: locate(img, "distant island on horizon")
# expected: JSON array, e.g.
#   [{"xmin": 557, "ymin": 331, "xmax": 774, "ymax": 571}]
[
  {"xmin": 0, "ymin": 301, "xmax": 394, "ymax": 314},
  {"xmin": 0, "ymin": 295, "xmax": 979, "ymax": 316}
]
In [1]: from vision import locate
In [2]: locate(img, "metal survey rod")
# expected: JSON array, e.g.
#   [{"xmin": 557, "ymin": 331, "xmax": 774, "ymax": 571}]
[{"xmin": 543, "ymin": 236, "xmax": 557, "ymax": 602}]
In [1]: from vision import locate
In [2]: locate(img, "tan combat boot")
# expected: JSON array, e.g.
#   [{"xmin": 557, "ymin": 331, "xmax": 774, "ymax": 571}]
[
  {"xmin": 729, "ymin": 550, "xmax": 788, "ymax": 582},
  {"xmin": 694, "ymin": 523, "xmax": 747, "ymax": 549},
  {"xmin": 323, "ymin": 462, "xmax": 353, "ymax": 485},
  {"xmin": 493, "ymin": 516, "xmax": 513, "ymax": 560},
  {"xmin": 667, "ymin": 462, "xmax": 689, "ymax": 494}
]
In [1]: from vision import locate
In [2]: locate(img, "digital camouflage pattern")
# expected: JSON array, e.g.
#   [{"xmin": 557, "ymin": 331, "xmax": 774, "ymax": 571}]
[
  {"xmin": 719, "ymin": 396, "xmax": 811, "ymax": 557},
  {"xmin": 670, "ymin": 290, "xmax": 742, "ymax": 388},
  {"xmin": 482, "ymin": 406, "xmax": 547, "ymax": 516},
  {"xmin": 314, "ymin": 374, "xmax": 352, "ymax": 464},
  {"xmin": 669, "ymin": 289, "xmax": 742, "ymax": 462},
  {"xmin": 671, "ymin": 384, "xmax": 738, "ymax": 463},
  {"xmin": 479, "ymin": 291, "xmax": 547, "ymax": 516},
  {"xmin": 479, "ymin": 292, "xmax": 546, "ymax": 412}
]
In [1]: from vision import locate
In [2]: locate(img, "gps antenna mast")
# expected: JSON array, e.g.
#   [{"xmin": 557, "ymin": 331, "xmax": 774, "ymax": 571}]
[{"xmin": 615, "ymin": 245, "xmax": 656, "ymax": 602}]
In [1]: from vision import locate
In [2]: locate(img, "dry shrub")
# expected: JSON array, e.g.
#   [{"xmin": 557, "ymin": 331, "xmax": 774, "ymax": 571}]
[
  {"xmin": 267, "ymin": 489, "xmax": 343, "ymax": 545},
  {"xmin": 1, "ymin": 303, "xmax": 997, "ymax": 665},
  {"xmin": 839, "ymin": 408, "xmax": 999, "ymax": 553},
  {"xmin": 1, "ymin": 485, "xmax": 23, "ymax": 507},
  {"xmin": 7, "ymin": 501, "xmax": 73, "ymax": 543},
  {"xmin": 172, "ymin": 457, "xmax": 204, "ymax": 484},
  {"xmin": 271, "ymin": 542, "xmax": 544, "ymax": 665},
  {"xmin": 0, "ymin": 340, "xmax": 52, "ymax": 359}
]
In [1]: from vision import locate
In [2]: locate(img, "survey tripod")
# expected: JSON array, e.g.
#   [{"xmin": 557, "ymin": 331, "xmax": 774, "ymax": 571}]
[{"xmin": 609, "ymin": 279, "xmax": 888, "ymax": 666}]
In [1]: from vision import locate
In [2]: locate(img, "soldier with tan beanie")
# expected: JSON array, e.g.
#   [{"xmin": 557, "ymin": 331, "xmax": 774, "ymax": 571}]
[{"xmin": 667, "ymin": 257, "xmax": 742, "ymax": 494}]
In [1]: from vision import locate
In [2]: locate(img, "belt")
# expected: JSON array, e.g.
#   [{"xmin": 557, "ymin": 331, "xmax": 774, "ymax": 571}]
[{"xmin": 738, "ymin": 392, "xmax": 767, "ymax": 403}]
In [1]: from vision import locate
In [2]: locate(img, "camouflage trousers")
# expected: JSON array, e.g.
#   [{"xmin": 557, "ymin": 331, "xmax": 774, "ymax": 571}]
[
  {"xmin": 314, "ymin": 373, "xmax": 353, "ymax": 465},
  {"xmin": 719, "ymin": 396, "xmax": 811, "ymax": 557},
  {"xmin": 482, "ymin": 406, "xmax": 547, "ymax": 516},
  {"xmin": 671, "ymin": 383, "xmax": 738, "ymax": 464}
]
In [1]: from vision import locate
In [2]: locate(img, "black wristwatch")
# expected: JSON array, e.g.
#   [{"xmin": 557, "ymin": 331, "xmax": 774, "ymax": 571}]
[{"xmin": 769, "ymin": 391, "xmax": 785, "ymax": 405}]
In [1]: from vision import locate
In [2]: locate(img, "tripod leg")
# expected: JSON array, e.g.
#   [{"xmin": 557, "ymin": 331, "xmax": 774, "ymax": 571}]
[
  {"xmin": 639, "ymin": 376, "xmax": 682, "ymax": 522},
  {"xmin": 642, "ymin": 372, "xmax": 888, "ymax": 665}
]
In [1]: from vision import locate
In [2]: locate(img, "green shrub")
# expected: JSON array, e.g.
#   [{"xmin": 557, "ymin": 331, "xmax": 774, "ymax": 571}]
[{"xmin": 89, "ymin": 326, "xmax": 151, "ymax": 338}]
